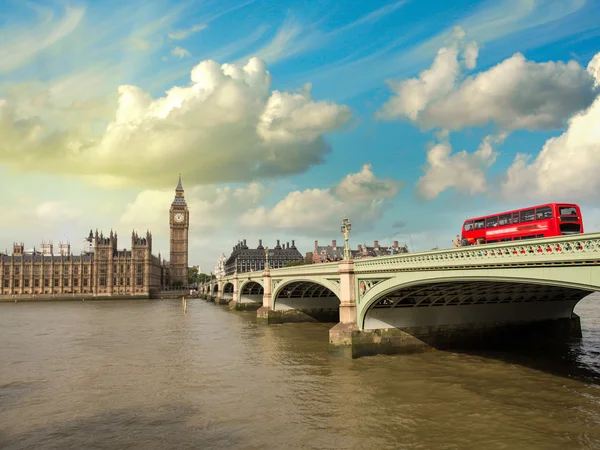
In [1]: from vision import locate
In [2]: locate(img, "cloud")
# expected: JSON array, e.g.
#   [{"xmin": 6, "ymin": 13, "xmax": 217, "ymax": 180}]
[
  {"xmin": 35, "ymin": 201, "xmax": 82, "ymax": 222},
  {"xmin": 119, "ymin": 183, "xmax": 268, "ymax": 237},
  {"xmin": 0, "ymin": 57, "xmax": 351, "ymax": 188},
  {"xmin": 377, "ymin": 27, "xmax": 599, "ymax": 131},
  {"xmin": 500, "ymin": 53, "xmax": 600, "ymax": 201},
  {"xmin": 417, "ymin": 134, "xmax": 507, "ymax": 200},
  {"xmin": 168, "ymin": 24, "xmax": 206, "ymax": 40},
  {"xmin": 334, "ymin": 163, "xmax": 404, "ymax": 201},
  {"xmin": 171, "ymin": 46, "xmax": 191, "ymax": 58},
  {"xmin": 392, "ymin": 220, "xmax": 406, "ymax": 229},
  {"xmin": 241, "ymin": 164, "xmax": 403, "ymax": 233},
  {"xmin": 0, "ymin": 5, "xmax": 85, "ymax": 73}
]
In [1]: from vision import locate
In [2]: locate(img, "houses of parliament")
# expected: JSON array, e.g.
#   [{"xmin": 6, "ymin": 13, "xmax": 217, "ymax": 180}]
[{"xmin": 0, "ymin": 176, "xmax": 189, "ymax": 299}]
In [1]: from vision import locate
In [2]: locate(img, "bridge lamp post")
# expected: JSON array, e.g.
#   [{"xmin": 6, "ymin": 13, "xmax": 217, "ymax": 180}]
[
  {"xmin": 341, "ymin": 216, "xmax": 352, "ymax": 260},
  {"xmin": 264, "ymin": 247, "xmax": 270, "ymax": 270}
]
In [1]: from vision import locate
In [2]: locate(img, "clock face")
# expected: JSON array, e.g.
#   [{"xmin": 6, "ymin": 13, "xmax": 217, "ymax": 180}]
[{"xmin": 174, "ymin": 213, "xmax": 184, "ymax": 223}]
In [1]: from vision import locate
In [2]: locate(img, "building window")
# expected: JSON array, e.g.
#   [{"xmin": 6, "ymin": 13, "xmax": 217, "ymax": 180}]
[
  {"xmin": 24, "ymin": 266, "xmax": 30, "ymax": 275},
  {"xmin": 54, "ymin": 267, "xmax": 59, "ymax": 275},
  {"xmin": 34, "ymin": 279, "xmax": 40, "ymax": 288},
  {"xmin": 13, "ymin": 280, "xmax": 19, "ymax": 288},
  {"xmin": 3, "ymin": 267, "xmax": 9, "ymax": 276},
  {"xmin": 44, "ymin": 279, "xmax": 49, "ymax": 287},
  {"xmin": 34, "ymin": 266, "xmax": 40, "ymax": 275},
  {"xmin": 4, "ymin": 280, "xmax": 9, "ymax": 288},
  {"xmin": 113, "ymin": 264, "xmax": 117, "ymax": 273},
  {"xmin": 73, "ymin": 278, "xmax": 78, "ymax": 287},
  {"xmin": 15, "ymin": 266, "xmax": 20, "ymax": 275},
  {"xmin": 83, "ymin": 279, "xmax": 88, "ymax": 287},
  {"xmin": 74, "ymin": 266, "xmax": 79, "ymax": 275},
  {"xmin": 54, "ymin": 279, "xmax": 59, "ymax": 287},
  {"xmin": 64, "ymin": 279, "xmax": 69, "ymax": 287},
  {"xmin": 136, "ymin": 276, "xmax": 143, "ymax": 286},
  {"xmin": 83, "ymin": 266, "xmax": 88, "ymax": 275},
  {"xmin": 113, "ymin": 278, "xmax": 117, "ymax": 286},
  {"xmin": 99, "ymin": 264, "xmax": 107, "ymax": 287},
  {"xmin": 24, "ymin": 280, "xmax": 29, "ymax": 288},
  {"xmin": 126, "ymin": 278, "xmax": 130, "ymax": 286},
  {"xmin": 63, "ymin": 266, "xmax": 69, "ymax": 275}
]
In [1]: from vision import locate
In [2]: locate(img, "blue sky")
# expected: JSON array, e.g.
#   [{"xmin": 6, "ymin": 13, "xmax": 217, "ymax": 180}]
[{"xmin": 1, "ymin": 0, "xmax": 600, "ymax": 272}]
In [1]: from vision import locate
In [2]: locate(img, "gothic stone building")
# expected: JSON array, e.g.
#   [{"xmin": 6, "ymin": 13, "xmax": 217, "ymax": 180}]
[
  {"xmin": 0, "ymin": 230, "xmax": 166, "ymax": 297},
  {"xmin": 224, "ymin": 239, "xmax": 303, "ymax": 275},
  {"xmin": 0, "ymin": 175, "xmax": 191, "ymax": 298}
]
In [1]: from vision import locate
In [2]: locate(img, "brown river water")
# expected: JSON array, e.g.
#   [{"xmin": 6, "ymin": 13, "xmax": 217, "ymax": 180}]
[{"xmin": 1, "ymin": 294, "xmax": 600, "ymax": 450}]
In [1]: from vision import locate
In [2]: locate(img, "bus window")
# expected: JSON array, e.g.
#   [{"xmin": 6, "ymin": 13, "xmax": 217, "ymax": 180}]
[
  {"xmin": 512, "ymin": 212, "xmax": 519, "ymax": 224},
  {"xmin": 485, "ymin": 216, "xmax": 499, "ymax": 228},
  {"xmin": 464, "ymin": 221, "xmax": 473, "ymax": 232},
  {"xmin": 499, "ymin": 214, "xmax": 511, "ymax": 226},
  {"xmin": 473, "ymin": 219, "xmax": 485, "ymax": 230},
  {"xmin": 500, "ymin": 238, "xmax": 512, "ymax": 242},
  {"xmin": 559, "ymin": 206, "xmax": 577, "ymax": 216},
  {"xmin": 536, "ymin": 206, "xmax": 553, "ymax": 219},
  {"xmin": 487, "ymin": 239, "xmax": 498, "ymax": 243},
  {"xmin": 520, "ymin": 209, "xmax": 535, "ymax": 222}
]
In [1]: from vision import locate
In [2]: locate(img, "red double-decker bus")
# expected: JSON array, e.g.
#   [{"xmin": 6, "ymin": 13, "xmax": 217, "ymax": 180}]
[{"xmin": 461, "ymin": 203, "xmax": 584, "ymax": 244}]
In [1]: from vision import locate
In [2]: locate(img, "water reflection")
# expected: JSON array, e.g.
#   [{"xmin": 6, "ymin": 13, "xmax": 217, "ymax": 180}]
[{"xmin": 0, "ymin": 295, "xmax": 599, "ymax": 449}]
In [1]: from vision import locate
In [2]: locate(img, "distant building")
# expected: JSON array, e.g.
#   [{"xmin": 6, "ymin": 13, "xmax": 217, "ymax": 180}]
[
  {"xmin": 312, "ymin": 240, "xmax": 408, "ymax": 263},
  {"xmin": 224, "ymin": 239, "xmax": 303, "ymax": 275},
  {"xmin": 214, "ymin": 253, "xmax": 226, "ymax": 278},
  {"xmin": 0, "ymin": 231, "xmax": 168, "ymax": 297}
]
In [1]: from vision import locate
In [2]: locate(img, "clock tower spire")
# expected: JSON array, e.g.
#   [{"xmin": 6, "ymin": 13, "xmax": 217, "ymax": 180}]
[{"xmin": 169, "ymin": 173, "xmax": 189, "ymax": 286}]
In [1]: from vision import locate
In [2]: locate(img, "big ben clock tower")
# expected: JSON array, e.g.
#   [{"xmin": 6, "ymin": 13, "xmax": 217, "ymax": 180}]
[{"xmin": 169, "ymin": 174, "xmax": 189, "ymax": 285}]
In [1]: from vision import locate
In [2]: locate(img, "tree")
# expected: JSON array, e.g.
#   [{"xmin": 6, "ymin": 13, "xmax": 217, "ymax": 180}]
[
  {"xmin": 188, "ymin": 266, "xmax": 200, "ymax": 285},
  {"xmin": 285, "ymin": 260, "xmax": 305, "ymax": 267},
  {"xmin": 172, "ymin": 280, "xmax": 185, "ymax": 289}
]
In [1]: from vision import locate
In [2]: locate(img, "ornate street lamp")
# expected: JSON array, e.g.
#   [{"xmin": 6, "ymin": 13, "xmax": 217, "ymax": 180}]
[
  {"xmin": 341, "ymin": 216, "xmax": 352, "ymax": 260},
  {"xmin": 264, "ymin": 246, "xmax": 270, "ymax": 270}
]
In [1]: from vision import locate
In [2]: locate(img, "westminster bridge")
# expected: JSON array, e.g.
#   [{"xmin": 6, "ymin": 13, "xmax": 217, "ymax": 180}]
[{"xmin": 199, "ymin": 233, "xmax": 600, "ymax": 358}]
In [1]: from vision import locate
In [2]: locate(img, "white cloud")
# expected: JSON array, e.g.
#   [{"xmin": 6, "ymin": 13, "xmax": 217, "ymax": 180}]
[
  {"xmin": 241, "ymin": 164, "xmax": 403, "ymax": 232},
  {"xmin": 377, "ymin": 27, "xmax": 598, "ymax": 131},
  {"xmin": 171, "ymin": 46, "xmax": 191, "ymax": 58},
  {"xmin": 35, "ymin": 201, "xmax": 82, "ymax": 222},
  {"xmin": 417, "ymin": 134, "xmax": 507, "ymax": 200},
  {"xmin": 334, "ymin": 163, "xmax": 404, "ymax": 201},
  {"xmin": 119, "ymin": 183, "xmax": 268, "ymax": 236},
  {"xmin": 0, "ymin": 57, "xmax": 351, "ymax": 188},
  {"xmin": 168, "ymin": 24, "xmax": 206, "ymax": 40},
  {"xmin": 500, "ymin": 53, "xmax": 600, "ymax": 201}
]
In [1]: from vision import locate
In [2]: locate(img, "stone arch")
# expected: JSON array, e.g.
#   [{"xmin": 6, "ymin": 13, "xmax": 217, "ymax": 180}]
[
  {"xmin": 212, "ymin": 284, "xmax": 218, "ymax": 294},
  {"xmin": 358, "ymin": 270, "xmax": 599, "ymax": 331}
]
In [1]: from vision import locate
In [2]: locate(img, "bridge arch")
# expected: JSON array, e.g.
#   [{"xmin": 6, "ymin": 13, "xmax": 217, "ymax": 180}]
[
  {"xmin": 223, "ymin": 282, "xmax": 234, "ymax": 299},
  {"xmin": 239, "ymin": 279, "xmax": 264, "ymax": 292},
  {"xmin": 238, "ymin": 281, "xmax": 264, "ymax": 305},
  {"xmin": 358, "ymin": 270, "xmax": 599, "ymax": 330},
  {"xmin": 272, "ymin": 278, "xmax": 340, "ymax": 321},
  {"xmin": 212, "ymin": 284, "xmax": 219, "ymax": 294}
]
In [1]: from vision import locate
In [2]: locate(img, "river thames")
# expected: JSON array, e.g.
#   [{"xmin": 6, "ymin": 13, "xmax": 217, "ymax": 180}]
[{"xmin": 1, "ymin": 295, "xmax": 599, "ymax": 449}]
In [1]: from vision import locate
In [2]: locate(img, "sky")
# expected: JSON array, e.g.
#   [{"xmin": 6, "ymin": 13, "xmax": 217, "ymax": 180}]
[{"xmin": 1, "ymin": 0, "xmax": 600, "ymax": 273}]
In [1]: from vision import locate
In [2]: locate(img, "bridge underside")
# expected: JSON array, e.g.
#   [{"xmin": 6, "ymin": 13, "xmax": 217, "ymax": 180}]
[
  {"xmin": 259, "ymin": 281, "xmax": 340, "ymax": 324},
  {"xmin": 230, "ymin": 282, "xmax": 264, "ymax": 311},
  {"xmin": 332, "ymin": 280, "xmax": 591, "ymax": 358},
  {"xmin": 364, "ymin": 280, "xmax": 590, "ymax": 330}
]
